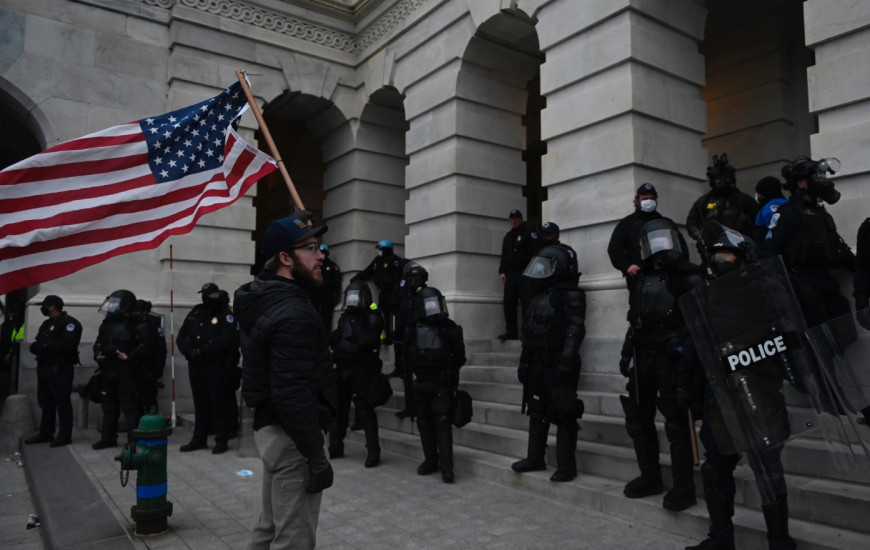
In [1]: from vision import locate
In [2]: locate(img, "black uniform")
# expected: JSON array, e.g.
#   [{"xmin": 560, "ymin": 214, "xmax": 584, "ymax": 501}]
[
  {"xmin": 608, "ymin": 209, "xmax": 663, "ymax": 290},
  {"xmin": 178, "ymin": 300, "xmax": 240, "ymax": 450},
  {"xmin": 622, "ymin": 234, "xmax": 703, "ymax": 510},
  {"xmin": 854, "ymin": 218, "xmax": 870, "ymax": 329},
  {"xmin": 405, "ymin": 287, "xmax": 466, "ymax": 482},
  {"xmin": 352, "ymin": 251, "xmax": 407, "ymax": 337},
  {"xmin": 327, "ymin": 301, "xmax": 385, "ymax": 466},
  {"xmin": 499, "ymin": 222, "xmax": 539, "ymax": 337},
  {"xmin": 686, "ymin": 188, "xmax": 759, "ymax": 241},
  {"xmin": 136, "ymin": 311, "xmax": 167, "ymax": 413},
  {"xmin": 310, "ymin": 257, "xmax": 342, "ymax": 332},
  {"xmin": 29, "ymin": 312, "xmax": 82, "ymax": 443},
  {"xmin": 760, "ymin": 195, "xmax": 854, "ymax": 327},
  {"xmin": 516, "ymin": 279, "xmax": 586, "ymax": 481},
  {"xmin": 93, "ymin": 314, "xmax": 149, "ymax": 446}
]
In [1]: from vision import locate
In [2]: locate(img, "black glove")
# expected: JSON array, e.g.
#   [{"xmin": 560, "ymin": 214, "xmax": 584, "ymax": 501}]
[
  {"xmin": 188, "ymin": 348, "xmax": 202, "ymax": 361},
  {"xmin": 619, "ymin": 355, "xmax": 631, "ymax": 377},
  {"xmin": 306, "ymin": 452, "xmax": 334, "ymax": 494},
  {"xmin": 857, "ymin": 307, "xmax": 870, "ymax": 331},
  {"xmin": 517, "ymin": 362, "xmax": 528, "ymax": 384}
]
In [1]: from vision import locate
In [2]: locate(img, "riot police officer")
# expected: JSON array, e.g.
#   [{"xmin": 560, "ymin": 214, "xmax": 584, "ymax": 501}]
[
  {"xmin": 391, "ymin": 262, "xmax": 430, "ymax": 417},
  {"xmin": 683, "ymin": 221, "xmax": 797, "ymax": 550},
  {"xmin": 405, "ymin": 285, "xmax": 466, "ymax": 482},
  {"xmin": 686, "ymin": 154, "xmax": 759, "ymax": 240},
  {"xmin": 328, "ymin": 281, "xmax": 385, "ymax": 467},
  {"xmin": 760, "ymin": 156, "xmax": 854, "ymax": 328},
  {"xmin": 352, "ymin": 240, "xmax": 407, "ymax": 342},
  {"xmin": 309, "ymin": 244, "xmax": 342, "ymax": 332},
  {"xmin": 92, "ymin": 289, "xmax": 149, "ymax": 449},
  {"xmin": 498, "ymin": 210, "xmax": 539, "ymax": 340},
  {"xmin": 177, "ymin": 282, "xmax": 240, "ymax": 454},
  {"xmin": 621, "ymin": 218, "xmax": 703, "ymax": 511},
  {"xmin": 24, "ymin": 295, "xmax": 82, "ymax": 447},
  {"xmin": 511, "ymin": 244, "xmax": 586, "ymax": 482},
  {"xmin": 753, "ymin": 176, "xmax": 786, "ymax": 242},
  {"xmin": 132, "ymin": 299, "xmax": 166, "ymax": 414}
]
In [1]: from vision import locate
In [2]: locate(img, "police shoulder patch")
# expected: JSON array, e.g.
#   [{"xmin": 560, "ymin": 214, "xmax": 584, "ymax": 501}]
[
  {"xmin": 226, "ymin": 314, "xmax": 235, "ymax": 323},
  {"xmin": 66, "ymin": 323, "xmax": 76, "ymax": 332},
  {"xmin": 768, "ymin": 212, "xmax": 780, "ymax": 230},
  {"xmin": 769, "ymin": 204, "xmax": 780, "ymax": 213}
]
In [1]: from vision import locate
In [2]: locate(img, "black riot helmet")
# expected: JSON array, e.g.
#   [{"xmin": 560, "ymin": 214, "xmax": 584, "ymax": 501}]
[
  {"xmin": 403, "ymin": 262, "xmax": 429, "ymax": 292},
  {"xmin": 99, "ymin": 289, "xmax": 137, "ymax": 317},
  {"xmin": 701, "ymin": 220, "xmax": 756, "ymax": 277},
  {"xmin": 523, "ymin": 244, "xmax": 579, "ymax": 283},
  {"xmin": 639, "ymin": 218, "xmax": 685, "ymax": 269},
  {"xmin": 343, "ymin": 280, "xmax": 373, "ymax": 311},
  {"xmin": 418, "ymin": 286, "xmax": 449, "ymax": 321},
  {"xmin": 706, "ymin": 153, "xmax": 736, "ymax": 193},
  {"xmin": 781, "ymin": 156, "xmax": 841, "ymax": 204}
]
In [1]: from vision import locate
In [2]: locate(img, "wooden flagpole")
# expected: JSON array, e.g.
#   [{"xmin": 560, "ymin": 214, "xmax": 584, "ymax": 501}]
[{"xmin": 235, "ymin": 69, "xmax": 305, "ymax": 209}]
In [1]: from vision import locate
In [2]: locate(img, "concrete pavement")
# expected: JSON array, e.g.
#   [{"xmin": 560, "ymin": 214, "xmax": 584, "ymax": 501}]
[{"xmin": 2, "ymin": 421, "xmax": 701, "ymax": 549}]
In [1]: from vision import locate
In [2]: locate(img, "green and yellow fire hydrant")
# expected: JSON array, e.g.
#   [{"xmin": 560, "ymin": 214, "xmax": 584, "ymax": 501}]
[{"xmin": 115, "ymin": 411, "xmax": 173, "ymax": 535}]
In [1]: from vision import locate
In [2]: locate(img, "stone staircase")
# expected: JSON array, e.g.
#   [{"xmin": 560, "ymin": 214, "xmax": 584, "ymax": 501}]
[{"xmin": 348, "ymin": 338, "xmax": 870, "ymax": 549}]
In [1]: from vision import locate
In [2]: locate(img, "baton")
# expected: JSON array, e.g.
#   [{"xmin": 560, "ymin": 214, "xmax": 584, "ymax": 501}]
[{"xmin": 688, "ymin": 408, "xmax": 700, "ymax": 466}]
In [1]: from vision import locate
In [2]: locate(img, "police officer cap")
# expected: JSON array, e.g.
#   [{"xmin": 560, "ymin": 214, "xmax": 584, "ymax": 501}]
[
  {"xmin": 41, "ymin": 295, "xmax": 64, "ymax": 310},
  {"xmin": 541, "ymin": 222, "xmax": 560, "ymax": 235},
  {"xmin": 509, "ymin": 209, "xmax": 523, "ymax": 219},
  {"xmin": 262, "ymin": 217, "xmax": 328, "ymax": 260},
  {"xmin": 636, "ymin": 183, "xmax": 657, "ymax": 197},
  {"xmin": 198, "ymin": 282, "xmax": 220, "ymax": 295},
  {"xmin": 755, "ymin": 176, "xmax": 784, "ymax": 200}
]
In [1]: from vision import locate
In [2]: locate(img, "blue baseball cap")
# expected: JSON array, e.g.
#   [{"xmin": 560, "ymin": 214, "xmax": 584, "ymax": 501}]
[{"xmin": 262, "ymin": 217, "xmax": 327, "ymax": 259}]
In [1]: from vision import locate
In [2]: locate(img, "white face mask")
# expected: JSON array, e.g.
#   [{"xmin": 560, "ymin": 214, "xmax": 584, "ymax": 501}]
[
  {"xmin": 640, "ymin": 199, "xmax": 657, "ymax": 213},
  {"xmin": 378, "ymin": 250, "xmax": 384, "ymax": 257}
]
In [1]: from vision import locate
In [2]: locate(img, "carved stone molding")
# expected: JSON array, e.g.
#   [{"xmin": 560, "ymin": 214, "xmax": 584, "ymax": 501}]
[{"xmin": 140, "ymin": 0, "xmax": 426, "ymax": 54}]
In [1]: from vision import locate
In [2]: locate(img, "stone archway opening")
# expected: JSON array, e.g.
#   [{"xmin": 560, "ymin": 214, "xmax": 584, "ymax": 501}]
[
  {"xmin": 468, "ymin": 9, "xmax": 545, "ymax": 227},
  {"xmin": 251, "ymin": 91, "xmax": 337, "ymax": 273},
  {"xmin": 701, "ymin": 0, "xmax": 813, "ymax": 189}
]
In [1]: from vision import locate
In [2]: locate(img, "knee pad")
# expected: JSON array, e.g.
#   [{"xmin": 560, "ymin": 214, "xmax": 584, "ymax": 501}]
[
  {"xmin": 700, "ymin": 460, "xmax": 733, "ymax": 491},
  {"xmin": 664, "ymin": 419, "xmax": 689, "ymax": 445}
]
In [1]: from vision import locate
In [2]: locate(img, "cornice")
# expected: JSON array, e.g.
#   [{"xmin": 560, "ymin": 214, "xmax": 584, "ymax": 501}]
[{"xmin": 139, "ymin": 0, "xmax": 426, "ymax": 54}]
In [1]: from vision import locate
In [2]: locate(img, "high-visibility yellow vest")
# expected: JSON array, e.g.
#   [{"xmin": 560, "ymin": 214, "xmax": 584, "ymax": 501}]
[{"xmin": 11, "ymin": 324, "xmax": 24, "ymax": 342}]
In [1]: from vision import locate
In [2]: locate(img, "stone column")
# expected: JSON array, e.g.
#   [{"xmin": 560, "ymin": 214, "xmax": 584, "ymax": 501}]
[
  {"xmin": 535, "ymin": 1, "xmax": 708, "ymax": 351},
  {"xmin": 804, "ymin": 0, "xmax": 870, "ymax": 243}
]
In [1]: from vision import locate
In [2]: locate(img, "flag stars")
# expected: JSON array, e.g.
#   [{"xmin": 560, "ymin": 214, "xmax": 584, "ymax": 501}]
[{"xmin": 159, "ymin": 169, "xmax": 169, "ymax": 178}]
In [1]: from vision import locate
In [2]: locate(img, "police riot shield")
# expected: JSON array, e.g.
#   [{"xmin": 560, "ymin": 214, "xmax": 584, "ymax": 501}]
[
  {"xmin": 680, "ymin": 256, "xmax": 851, "ymax": 502},
  {"xmin": 805, "ymin": 313, "xmax": 870, "ymax": 457}
]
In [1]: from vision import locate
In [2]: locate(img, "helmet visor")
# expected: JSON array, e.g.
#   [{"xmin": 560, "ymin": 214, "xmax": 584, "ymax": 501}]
[
  {"xmin": 344, "ymin": 289, "xmax": 362, "ymax": 308},
  {"xmin": 99, "ymin": 296, "xmax": 122, "ymax": 314},
  {"xmin": 523, "ymin": 256, "xmax": 558, "ymax": 279},
  {"xmin": 423, "ymin": 295, "xmax": 447, "ymax": 317},
  {"xmin": 640, "ymin": 228, "xmax": 682, "ymax": 260}
]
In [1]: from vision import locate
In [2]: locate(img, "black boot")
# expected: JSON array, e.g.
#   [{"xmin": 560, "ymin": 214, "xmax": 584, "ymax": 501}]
[
  {"xmin": 621, "ymin": 395, "xmax": 663, "ymax": 498},
  {"xmin": 435, "ymin": 416, "xmax": 454, "ymax": 483},
  {"xmin": 361, "ymin": 410, "xmax": 381, "ymax": 468},
  {"xmin": 512, "ymin": 415, "xmax": 549, "ymax": 473},
  {"xmin": 416, "ymin": 417, "xmax": 439, "ymax": 475},
  {"xmin": 663, "ymin": 440, "xmax": 696, "ymax": 511},
  {"xmin": 687, "ymin": 462, "xmax": 736, "ymax": 550},
  {"xmin": 550, "ymin": 421, "xmax": 578, "ymax": 482},
  {"xmin": 762, "ymin": 496, "xmax": 796, "ymax": 550}
]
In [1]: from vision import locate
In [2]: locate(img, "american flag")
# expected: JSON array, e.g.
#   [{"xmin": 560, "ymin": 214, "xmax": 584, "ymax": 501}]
[{"xmin": 0, "ymin": 82, "xmax": 276, "ymax": 295}]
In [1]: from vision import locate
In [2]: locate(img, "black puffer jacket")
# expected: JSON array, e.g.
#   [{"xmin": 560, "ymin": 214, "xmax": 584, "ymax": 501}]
[{"xmin": 234, "ymin": 273, "xmax": 337, "ymax": 460}]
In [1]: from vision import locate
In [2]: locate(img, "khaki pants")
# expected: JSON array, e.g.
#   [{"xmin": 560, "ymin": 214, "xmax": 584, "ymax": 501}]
[{"xmin": 248, "ymin": 424, "xmax": 322, "ymax": 550}]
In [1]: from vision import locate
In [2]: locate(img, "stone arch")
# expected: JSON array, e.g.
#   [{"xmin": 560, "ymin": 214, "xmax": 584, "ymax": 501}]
[
  {"xmin": 253, "ymin": 91, "xmax": 352, "ymax": 273},
  {"xmin": 332, "ymin": 86, "xmax": 409, "ymax": 273},
  {"xmin": 700, "ymin": 0, "xmax": 813, "ymax": 193}
]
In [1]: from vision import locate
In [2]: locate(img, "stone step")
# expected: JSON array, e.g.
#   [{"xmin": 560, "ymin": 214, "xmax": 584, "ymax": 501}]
[
  {"xmin": 346, "ymin": 430, "xmax": 867, "ymax": 550},
  {"xmin": 367, "ymin": 394, "xmax": 870, "ymax": 534}
]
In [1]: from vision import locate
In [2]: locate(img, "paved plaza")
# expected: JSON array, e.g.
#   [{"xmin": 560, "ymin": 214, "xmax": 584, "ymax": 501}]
[{"xmin": 1, "ymin": 423, "xmax": 699, "ymax": 549}]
